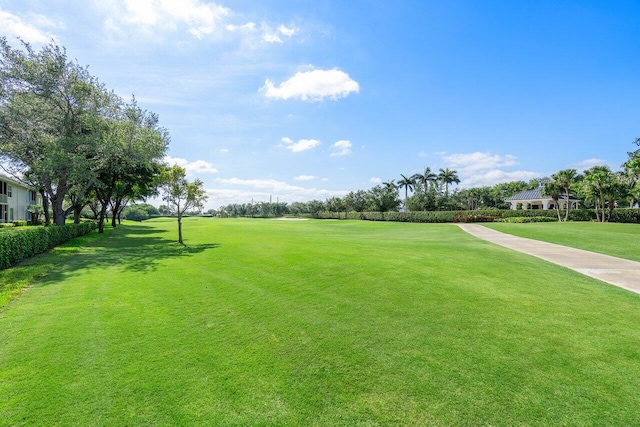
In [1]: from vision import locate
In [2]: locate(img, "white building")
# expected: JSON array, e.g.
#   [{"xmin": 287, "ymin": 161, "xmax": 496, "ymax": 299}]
[
  {"xmin": 505, "ymin": 186, "xmax": 579, "ymax": 211},
  {"xmin": 0, "ymin": 174, "xmax": 41, "ymax": 223}
]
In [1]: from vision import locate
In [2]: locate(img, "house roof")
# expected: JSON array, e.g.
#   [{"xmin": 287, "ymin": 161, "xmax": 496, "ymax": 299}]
[
  {"xmin": 506, "ymin": 187, "xmax": 580, "ymax": 202},
  {"xmin": 0, "ymin": 173, "xmax": 32, "ymax": 189}
]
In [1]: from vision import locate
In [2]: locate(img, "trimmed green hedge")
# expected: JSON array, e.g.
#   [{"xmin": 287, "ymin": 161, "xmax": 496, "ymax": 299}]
[
  {"xmin": 498, "ymin": 216, "xmax": 558, "ymax": 223},
  {"xmin": 610, "ymin": 209, "xmax": 640, "ymax": 224},
  {"xmin": 0, "ymin": 222, "xmax": 97, "ymax": 270},
  {"xmin": 315, "ymin": 208, "xmax": 605, "ymax": 223}
]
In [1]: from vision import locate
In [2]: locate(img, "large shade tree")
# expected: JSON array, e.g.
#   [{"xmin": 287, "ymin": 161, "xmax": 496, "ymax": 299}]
[
  {"xmin": 0, "ymin": 38, "xmax": 116, "ymax": 225},
  {"xmin": 93, "ymin": 99, "xmax": 168, "ymax": 233}
]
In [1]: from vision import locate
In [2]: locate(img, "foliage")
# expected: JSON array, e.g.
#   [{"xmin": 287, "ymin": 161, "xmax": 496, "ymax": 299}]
[
  {"xmin": 452, "ymin": 214, "xmax": 499, "ymax": 223},
  {"xmin": 0, "ymin": 222, "xmax": 97, "ymax": 270},
  {"xmin": 123, "ymin": 207, "xmax": 150, "ymax": 222},
  {"xmin": 0, "ymin": 37, "xmax": 117, "ymax": 226},
  {"xmin": 160, "ymin": 165, "xmax": 208, "ymax": 243},
  {"xmin": 610, "ymin": 208, "xmax": 640, "ymax": 224},
  {"xmin": 498, "ymin": 216, "xmax": 558, "ymax": 223}
]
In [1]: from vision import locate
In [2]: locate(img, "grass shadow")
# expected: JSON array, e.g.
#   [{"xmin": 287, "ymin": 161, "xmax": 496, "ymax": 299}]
[{"xmin": 6, "ymin": 224, "xmax": 221, "ymax": 293}]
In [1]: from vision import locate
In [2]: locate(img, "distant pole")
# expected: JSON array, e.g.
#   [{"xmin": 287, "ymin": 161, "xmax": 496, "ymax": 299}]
[{"xmin": 270, "ymin": 195, "xmax": 272, "ymax": 203}]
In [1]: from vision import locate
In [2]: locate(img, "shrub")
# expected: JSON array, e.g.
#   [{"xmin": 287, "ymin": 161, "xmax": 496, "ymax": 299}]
[
  {"xmin": 610, "ymin": 209, "xmax": 640, "ymax": 224},
  {"xmin": 498, "ymin": 216, "xmax": 558, "ymax": 223},
  {"xmin": 315, "ymin": 208, "xmax": 604, "ymax": 224},
  {"xmin": 452, "ymin": 214, "xmax": 499, "ymax": 223},
  {"xmin": 0, "ymin": 223, "xmax": 15, "ymax": 229},
  {"xmin": 12, "ymin": 220, "xmax": 28, "ymax": 227},
  {"xmin": 124, "ymin": 207, "xmax": 149, "ymax": 222},
  {"xmin": 0, "ymin": 222, "xmax": 98, "ymax": 270}
]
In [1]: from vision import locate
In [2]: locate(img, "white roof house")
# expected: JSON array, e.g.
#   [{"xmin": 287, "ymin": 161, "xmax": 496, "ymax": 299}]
[
  {"xmin": 505, "ymin": 185, "xmax": 580, "ymax": 211},
  {"xmin": 0, "ymin": 174, "xmax": 41, "ymax": 223}
]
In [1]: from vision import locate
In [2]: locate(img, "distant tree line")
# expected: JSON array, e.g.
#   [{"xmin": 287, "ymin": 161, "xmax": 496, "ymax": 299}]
[{"xmin": 214, "ymin": 142, "xmax": 640, "ymax": 222}]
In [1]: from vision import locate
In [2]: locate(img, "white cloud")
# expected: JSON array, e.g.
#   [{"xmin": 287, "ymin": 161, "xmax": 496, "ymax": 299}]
[
  {"xmin": 278, "ymin": 25, "xmax": 297, "ymax": 37},
  {"xmin": 220, "ymin": 148, "xmax": 229, "ymax": 153},
  {"xmin": 280, "ymin": 137, "xmax": 321, "ymax": 153},
  {"xmin": 370, "ymin": 177, "xmax": 382, "ymax": 184},
  {"xmin": 573, "ymin": 158, "xmax": 609, "ymax": 171},
  {"xmin": 418, "ymin": 151, "xmax": 428, "ymax": 158},
  {"xmin": 226, "ymin": 22, "xmax": 256, "ymax": 32},
  {"xmin": 461, "ymin": 170, "xmax": 540, "ymax": 188},
  {"xmin": 439, "ymin": 151, "xmax": 539, "ymax": 189},
  {"xmin": 0, "ymin": 9, "xmax": 60, "ymax": 43},
  {"xmin": 330, "ymin": 140, "xmax": 352, "ymax": 157},
  {"xmin": 294, "ymin": 175, "xmax": 315, "ymax": 181},
  {"xmin": 442, "ymin": 151, "xmax": 518, "ymax": 174},
  {"xmin": 164, "ymin": 155, "xmax": 218, "ymax": 174},
  {"xmin": 262, "ymin": 23, "xmax": 298, "ymax": 43},
  {"xmin": 100, "ymin": 0, "xmax": 230, "ymax": 39},
  {"xmin": 262, "ymin": 68, "xmax": 360, "ymax": 102}
]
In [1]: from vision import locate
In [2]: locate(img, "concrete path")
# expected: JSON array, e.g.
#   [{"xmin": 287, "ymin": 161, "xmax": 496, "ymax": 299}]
[{"xmin": 457, "ymin": 224, "xmax": 640, "ymax": 295}]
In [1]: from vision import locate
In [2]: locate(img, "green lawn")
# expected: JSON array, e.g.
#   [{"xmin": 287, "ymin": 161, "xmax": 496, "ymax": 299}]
[
  {"xmin": 484, "ymin": 221, "xmax": 640, "ymax": 262},
  {"xmin": 1, "ymin": 218, "xmax": 640, "ymax": 425}
]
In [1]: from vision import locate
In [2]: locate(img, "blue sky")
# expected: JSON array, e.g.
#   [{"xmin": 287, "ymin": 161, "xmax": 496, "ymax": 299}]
[{"xmin": 1, "ymin": 0, "xmax": 639, "ymax": 208}]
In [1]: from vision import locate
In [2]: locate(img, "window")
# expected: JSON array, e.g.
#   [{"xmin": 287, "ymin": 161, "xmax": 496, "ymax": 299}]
[
  {"xmin": 9, "ymin": 208, "xmax": 13, "ymax": 221},
  {"xmin": 29, "ymin": 190, "xmax": 37, "ymax": 202},
  {"xmin": 8, "ymin": 186, "xmax": 12, "ymax": 198}
]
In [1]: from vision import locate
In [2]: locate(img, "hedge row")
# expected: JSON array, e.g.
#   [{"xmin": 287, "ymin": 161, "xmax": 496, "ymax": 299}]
[
  {"xmin": 313, "ymin": 208, "xmax": 617, "ymax": 223},
  {"xmin": 0, "ymin": 222, "xmax": 97, "ymax": 270}
]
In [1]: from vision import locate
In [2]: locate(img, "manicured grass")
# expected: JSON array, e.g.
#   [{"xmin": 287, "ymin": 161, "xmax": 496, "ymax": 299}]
[
  {"xmin": 484, "ymin": 221, "xmax": 640, "ymax": 262},
  {"xmin": 1, "ymin": 218, "xmax": 640, "ymax": 425},
  {"xmin": 0, "ymin": 228, "xmax": 109, "ymax": 308}
]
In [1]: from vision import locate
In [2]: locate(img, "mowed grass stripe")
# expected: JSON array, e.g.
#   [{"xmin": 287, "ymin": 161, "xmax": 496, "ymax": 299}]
[{"xmin": 1, "ymin": 218, "xmax": 639, "ymax": 425}]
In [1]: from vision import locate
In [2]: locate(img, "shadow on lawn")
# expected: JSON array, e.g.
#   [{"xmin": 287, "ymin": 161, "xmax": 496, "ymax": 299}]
[{"xmin": 36, "ymin": 224, "xmax": 221, "ymax": 286}]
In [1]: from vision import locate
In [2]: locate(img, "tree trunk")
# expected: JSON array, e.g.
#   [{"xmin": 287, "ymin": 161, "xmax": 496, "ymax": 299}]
[
  {"xmin": 178, "ymin": 216, "xmax": 183, "ymax": 244},
  {"xmin": 111, "ymin": 199, "xmax": 121, "ymax": 228},
  {"xmin": 564, "ymin": 189, "xmax": 571, "ymax": 222},
  {"xmin": 98, "ymin": 201, "xmax": 108, "ymax": 233},
  {"xmin": 608, "ymin": 198, "xmax": 615, "ymax": 222},
  {"xmin": 73, "ymin": 204, "xmax": 82, "ymax": 224},
  {"xmin": 594, "ymin": 199, "xmax": 601, "ymax": 222},
  {"xmin": 40, "ymin": 189, "xmax": 51, "ymax": 226},
  {"xmin": 51, "ymin": 194, "xmax": 67, "ymax": 226}
]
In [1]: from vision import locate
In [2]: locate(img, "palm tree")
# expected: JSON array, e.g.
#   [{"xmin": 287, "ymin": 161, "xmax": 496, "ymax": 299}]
[
  {"xmin": 411, "ymin": 167, "xmax": 437, "ymax": 193},
  {"xmin": 438, "ymin": 168, "xmax": 460, "ymax": 197},
  {"xmin": 398, "ymin": 174, "xmax": 415, "ymax": 213},
  {"xmin": 582, "ymin": 165, "xmax": 613, "ymax": 222},
  {"xmin": 382, "ymin": 179, "xmax": 396, "ymax": 191},
  {"xmin": 552, "ymin": 169, "xmax": 579, "ymax": 221},
  {"xmin": 543, "ymin": 179, "xmax": 563, "ymax": 221}
]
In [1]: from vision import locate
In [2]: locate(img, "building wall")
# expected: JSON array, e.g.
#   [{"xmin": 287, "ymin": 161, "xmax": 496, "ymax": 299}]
[{"xmin": 0, "ymin": 177, "xmax": 40, "ymax": 222}]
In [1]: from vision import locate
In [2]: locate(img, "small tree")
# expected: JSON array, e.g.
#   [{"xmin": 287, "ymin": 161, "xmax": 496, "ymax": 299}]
[{"xmin": 160, "ymin": 165, "xmax": 208, "ymax": 244}]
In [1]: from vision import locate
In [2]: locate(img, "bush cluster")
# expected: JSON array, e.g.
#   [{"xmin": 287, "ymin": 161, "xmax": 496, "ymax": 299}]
[
  {"xmin": 0, "ymin": 222, "xmax": 97, "ymax": 270},
  {"xmin": 610, "ymin": 209, "xmax": 640, "ymax": 223},
  {"xmin": 452, "ymin": 214, "xmax": 499, "ymax": 223},
  {"xmin": 498, "ymin": 216, "xmax": 558, "ymax": 223}
]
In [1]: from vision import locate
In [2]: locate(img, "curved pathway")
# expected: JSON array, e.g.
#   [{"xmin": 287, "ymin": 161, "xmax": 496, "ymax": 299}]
[{"xmin": 458, "ymin": 224, "xmax": 640, "ymax": 295}]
